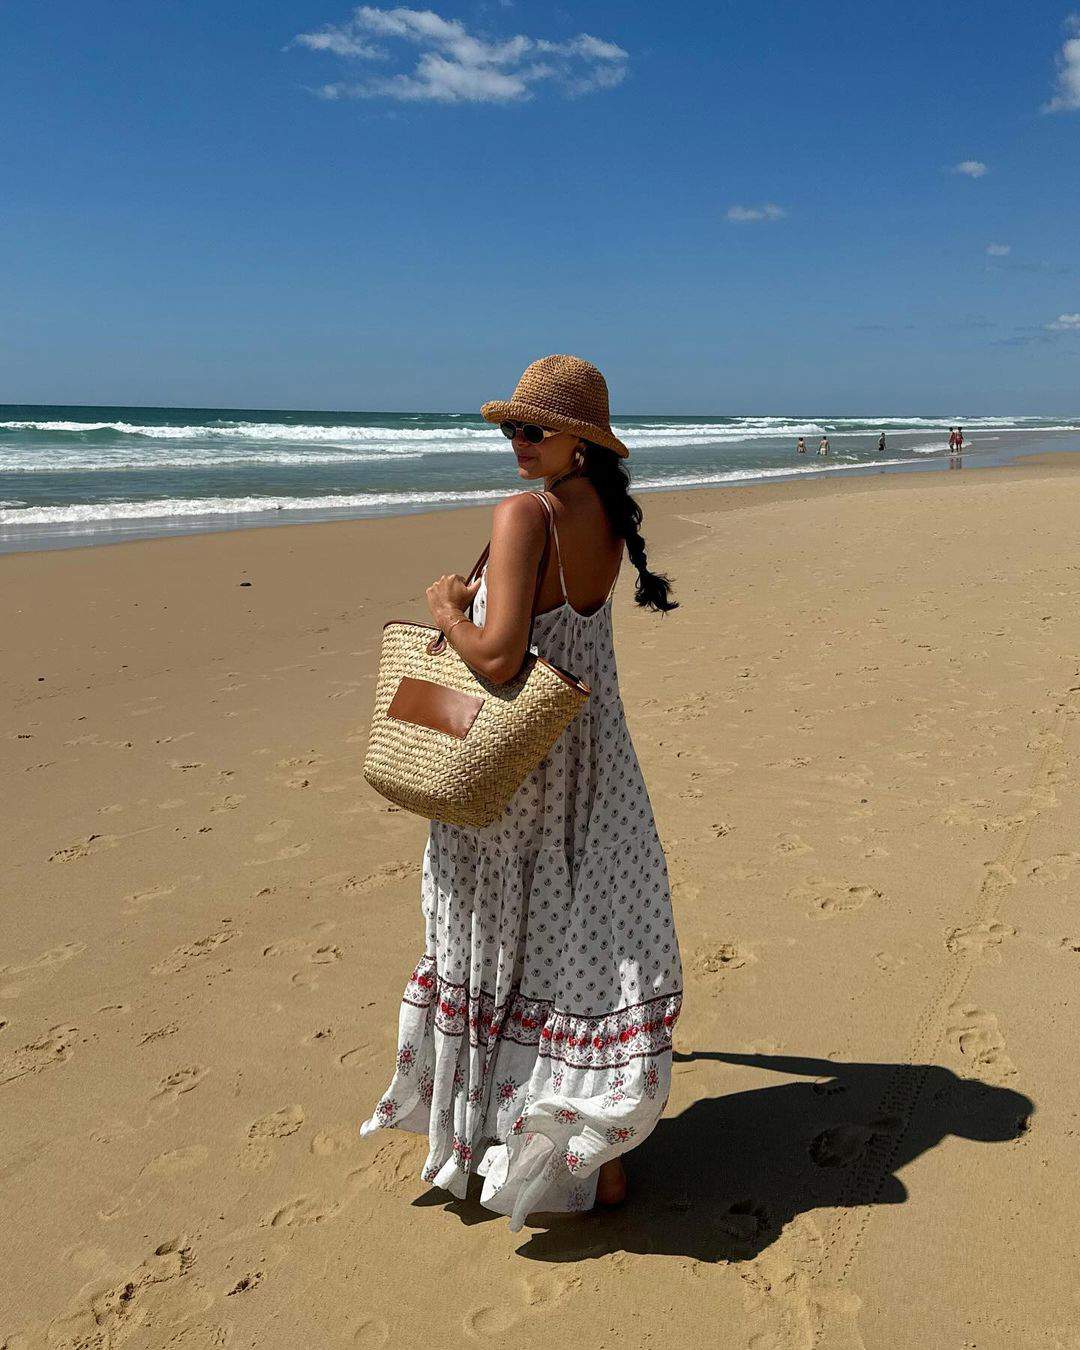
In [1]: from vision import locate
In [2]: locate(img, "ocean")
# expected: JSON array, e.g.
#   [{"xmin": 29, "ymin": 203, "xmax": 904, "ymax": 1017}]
[{"xmin": 2, "ymin": 405, "xmax": 1079, "ymax": 553}]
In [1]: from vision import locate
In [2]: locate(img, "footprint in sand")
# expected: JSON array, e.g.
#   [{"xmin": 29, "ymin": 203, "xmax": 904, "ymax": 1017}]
[
  {"xmin": 312, "ymin": 1125, "xmax": 356, "ymax": 1156},
  {"xmin": 521, "ymin": 1270, "xmax": 582, "ymax": 1309},
  {"xmin": 945, "ymin": 921, "xmax": 1016, "ymax": 959},
  {"xmin": 151, "ymin": 1065, "xmax": 208, "ymax": 1108},
  {"xmin": 227, "ymin": 1271, "xmax": 263, "ymax": 1297},
  {"xmin": 24, "ymin": 1242, "xmax": 202, "ymax": 1349},
  {"xmin": 947, "ymin": 1003, "xmax": 1017, "ymax": 1083},
  {"xmin": 873, "ymin": 951, "xmax": 906, "ymax": 973},
  {"xmin": 0, "ymin": 942, "xmax": 85, "ymax": 998},
  {"xmin": 266, "ymin": 1194, "xmax": 338, "ymax": 1227},
  {"xmin": 715, "ymin": 1198, "xmax": 775, "ymax": 1252},
  {"xmin": 138, "ymin": 1023, "xmax": 179, "ymax": 1046},
  {"xmin": 464, "ymin": 1306, "xmax": 520, "ymax": 1339},
  {"xmin": 693, "ymin": 944, "xmax": 755, "ymax": 977},
  {"xmin": 808, "ymin": 1116, "xmax": 902, "ymax": 1168},
  {"xmin": 788, "ymin": 877, "xmax": 882, "ymax": 919},
  {"xmin": 289, "ymin": 952, "xmax": 342, "ymax": 990},
  {"xmin": 248, "ymin": 1105, "xmax": 305, "ymax": 1141},
  {"xmin": 151, "ymin": 929, "xmax": 237, "ymax": 976},
  {"xmin": 242, "ymin": 1105, "xmax": 305, "ymax": 1170},
  {"xmin": 774, "ymin": 834, "xmax": 813, "ymax": 856},
  {"xmin": 0, "ymin": 1023, "xmax": 78, "ymax": 1086},
  {"xmin": 48, "ymin": 834, "xmax": 118, "ymax": 863},
  {"xmin": 210, "ymin": 794, "xmax": 245, "ymax": 813},
  {"xmin": 354, "ymin": 1138, "xmax": 419, "ymax": 1195},
  {"xmin": 339, "ymin": 862, "xmax": 420, "ymax": 896},
  {"xmin": 263, "ymin": 933, "xmax": 343, "ymax": 987},
  {"xmin": 141, "ymin": 1145, "xmax": 209, "ymax": 1177}
]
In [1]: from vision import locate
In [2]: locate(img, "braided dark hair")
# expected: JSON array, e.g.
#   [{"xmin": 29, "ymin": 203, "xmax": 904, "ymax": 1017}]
[{"xmin": 580, "ymin": 443, "xmax": 678, "ymax": 613}]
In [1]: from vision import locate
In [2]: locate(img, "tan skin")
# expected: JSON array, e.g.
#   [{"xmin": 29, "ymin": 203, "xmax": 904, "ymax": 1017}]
[{"xmin": 425, "ymin": 426, "xmax": 629, "ymax": 1206}]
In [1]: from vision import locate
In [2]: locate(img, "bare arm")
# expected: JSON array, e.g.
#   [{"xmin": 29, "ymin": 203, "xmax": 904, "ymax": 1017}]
[{"xmin": 426, "ymin": 493, "xmax": 546, "ymax": 684}]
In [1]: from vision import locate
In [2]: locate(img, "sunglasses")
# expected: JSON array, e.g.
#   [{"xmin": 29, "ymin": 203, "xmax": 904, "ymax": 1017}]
[{"xmin": 499, "ymin": 421, "xmax": 559, "ymax": 445}]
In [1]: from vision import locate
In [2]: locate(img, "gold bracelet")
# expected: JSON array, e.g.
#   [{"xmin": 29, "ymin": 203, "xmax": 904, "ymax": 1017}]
[{"xmin": 444, "ymin": 614, "xmax": 468, "ymax": 642}]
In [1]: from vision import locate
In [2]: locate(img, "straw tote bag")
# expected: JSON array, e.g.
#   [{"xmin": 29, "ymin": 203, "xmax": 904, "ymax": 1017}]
[{"xmin": 363, "ymin": 493, "xmax": 590, "ymax": 829}]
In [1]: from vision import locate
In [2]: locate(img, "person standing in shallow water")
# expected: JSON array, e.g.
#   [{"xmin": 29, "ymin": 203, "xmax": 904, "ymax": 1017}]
[{"xmin": 360, "ymin": 355, "xmax": 683, "ymax": 1232}]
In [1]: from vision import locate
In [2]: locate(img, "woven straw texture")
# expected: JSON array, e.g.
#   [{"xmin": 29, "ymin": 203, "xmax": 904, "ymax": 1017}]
[
  {"xmin": 363, "ymin": 620, "xmax": 589, "ymax": 829},
  {"xmin": 480, "ymin": 354, "xmax": 629, "ymax": 458}
]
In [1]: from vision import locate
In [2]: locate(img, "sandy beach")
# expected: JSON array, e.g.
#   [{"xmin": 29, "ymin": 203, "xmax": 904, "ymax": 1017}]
[{"xmin": 3, "ymin": 456, "xmax": 1080, "ymax": 1349}]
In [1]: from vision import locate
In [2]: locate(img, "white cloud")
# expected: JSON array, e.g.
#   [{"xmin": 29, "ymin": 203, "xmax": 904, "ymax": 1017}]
[
  {"xmin": 1047, "ymin": 312, "xmax": 1080, "ymax": 330},
  {"xmin": 1043, "ymin": 16, "xmax": 1080, "ymax": 112},
  {"xmin": 726, "ymin": 203, "xmax": 786, "ymax": 223},
  {"xmin": 953, "ymin": 159, "xmax": 988, "ymax": 178},
  {"xmin": 295, "ymin": 29, "xmax": 384, "ymax": 58},
  {"xmin": 293, "ymin": 6, "xmax": 628, "ymax": 104},
  {"xmin": 986, "ymin": 243, "xmax": 1011, "ymax": 256}
]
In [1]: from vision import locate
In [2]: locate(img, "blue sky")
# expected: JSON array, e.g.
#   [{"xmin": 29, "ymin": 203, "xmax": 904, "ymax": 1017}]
[{"xmin": 2, "ymin": 1, "xmax": 1078, "ymax": 413}]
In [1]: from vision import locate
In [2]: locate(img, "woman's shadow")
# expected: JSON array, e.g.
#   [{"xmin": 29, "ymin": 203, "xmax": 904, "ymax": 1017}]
[{"xmin": 514, "ymin": 1049, "xmax": 1032, "ymax": 1263}]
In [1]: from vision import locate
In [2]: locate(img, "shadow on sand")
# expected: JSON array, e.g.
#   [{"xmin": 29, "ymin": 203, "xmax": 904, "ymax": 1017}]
[{"xmin": 418, "ymin": 1050, "xmax": 1032, "ymax": 1263}]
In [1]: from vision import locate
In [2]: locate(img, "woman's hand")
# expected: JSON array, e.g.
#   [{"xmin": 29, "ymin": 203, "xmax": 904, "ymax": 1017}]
[{"xmin": 426, "ymin": 573, "xmax": 482, "ymax": 630}]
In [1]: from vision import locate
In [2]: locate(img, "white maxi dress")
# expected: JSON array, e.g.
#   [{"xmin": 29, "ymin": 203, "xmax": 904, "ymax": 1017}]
[{"xmin": 361, "ymin": 491, "xmax": 683, "ymax": 1231}]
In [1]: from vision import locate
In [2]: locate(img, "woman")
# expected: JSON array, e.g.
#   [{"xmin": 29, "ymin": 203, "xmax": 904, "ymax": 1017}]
[{"xmin": 361, "ymin": 355, "xmax": 683, "ymax": 1232}]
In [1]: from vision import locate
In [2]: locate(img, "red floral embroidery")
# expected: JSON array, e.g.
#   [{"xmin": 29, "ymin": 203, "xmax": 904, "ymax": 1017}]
[
  {"xmin": 396, "ymin": 1042, "xmax": 416, "ymax": 1073},
  {"xmin": 400, "ymin": 956, "xmax": 682, "ymax": 1071},
  {"xmin": 555, "ymin": 1107, "xmax": 579, "ymax": 1124},
  {"xmin": 496, "ymin": 1077, "xmax": 518, "ymax": 1104},
  {"xmin": 565, "ymin": 1150, "xmax": 583, "ymax": 1173},
  {"xmin": 511, "ymin": 1115, "xmax": 526, "ymax": 1135},
  {"xmin": 605, "ymin": 1125, "xmax": 636, "ymax": 1145},
  {"xmin": 452, "ymin": 1134, "xmax": 473, "ymax": 1167},
  {"xmin": 375, "ymin": 1097, "xmax": 398, "ymax": 1124},
  {"xmin": 643, "ymin": 1064, "xmax": 660, "ymax": 1099}
]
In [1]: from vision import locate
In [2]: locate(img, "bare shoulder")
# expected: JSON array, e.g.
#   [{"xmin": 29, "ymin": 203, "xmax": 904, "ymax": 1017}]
[{"xmin": 492, "ymin": 490, "xmax": 546, "ymax": 537}]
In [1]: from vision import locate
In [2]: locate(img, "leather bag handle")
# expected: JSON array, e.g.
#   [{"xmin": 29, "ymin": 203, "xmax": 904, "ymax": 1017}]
[{"xmin": 427, "ymin": 493, "xmax": 552, "ymax": 656}]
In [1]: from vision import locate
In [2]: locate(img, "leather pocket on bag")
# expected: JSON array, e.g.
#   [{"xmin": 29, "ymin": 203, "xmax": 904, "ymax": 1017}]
[{"xmin": 387, "ymin": 676, "xmax": 484, "ymax": 739}]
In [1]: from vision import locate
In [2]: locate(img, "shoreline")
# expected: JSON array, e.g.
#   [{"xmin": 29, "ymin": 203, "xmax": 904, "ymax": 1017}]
[
  {"xmin": 3, "ymin": 429, "xmax": 1079, "ymax": 557},
  {"xmin": 3, "ymin": 443, "xmax": 1080, "ymax": 572}
]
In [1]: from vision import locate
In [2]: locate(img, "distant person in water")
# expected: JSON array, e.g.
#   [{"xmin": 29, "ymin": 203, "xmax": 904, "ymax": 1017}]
[
  {"xmin": 948, "ymin": 427, "xmax": 958, "ymax": 451},
  {"xmin": 818, "ymin": 436, "xmax": 830, "ymax": 456},
  {"xmin": 878, "ymin": 432, "xmax": 887, "ymax": 452},
  {"xmin": 956, "ymin": 427, "xmax": 965, "ymax": 449},
  {"xmin": 796, "ymin": 437, "xmax": 807, "ymax": 454}
]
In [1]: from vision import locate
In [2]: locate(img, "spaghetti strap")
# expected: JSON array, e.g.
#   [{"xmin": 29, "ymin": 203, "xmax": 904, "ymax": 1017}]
[
  {"xmin": 532, "ymin": 491, "xmax": 567, "ymax": 602},
  {"xmin": 605, "ymin": 558, "xmax": 621, "ymax": 603}
]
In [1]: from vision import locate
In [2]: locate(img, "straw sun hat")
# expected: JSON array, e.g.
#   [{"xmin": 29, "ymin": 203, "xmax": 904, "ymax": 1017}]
[{"xmin": 480, "ymin": 354, "xmax": 629, "ymax": 458}]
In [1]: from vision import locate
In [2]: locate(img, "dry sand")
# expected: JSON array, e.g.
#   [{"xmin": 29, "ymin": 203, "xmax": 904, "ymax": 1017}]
[{"xmin": 3, "ymin": 458, "xmax": 1080, "ymax": 1349}]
